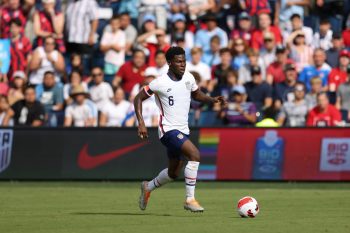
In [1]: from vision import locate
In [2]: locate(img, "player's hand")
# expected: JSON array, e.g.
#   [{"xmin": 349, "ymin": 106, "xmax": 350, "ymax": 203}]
[
  {"xmin": 213, "ymin": 96, "xmax": 228, "ymax": 108},
  {"xmin": 138, "ymin": 124, "xmax": 148, "ymax": 140}
]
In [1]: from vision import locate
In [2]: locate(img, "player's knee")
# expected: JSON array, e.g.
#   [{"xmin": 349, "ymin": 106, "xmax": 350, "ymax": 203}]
[
  {"xmin": 189, "ymin": 149, "xmax": 200, "ymax": 162},
  {"xmin": 168, "ymin": 170, "xmax": 179, "ymax": 179}
]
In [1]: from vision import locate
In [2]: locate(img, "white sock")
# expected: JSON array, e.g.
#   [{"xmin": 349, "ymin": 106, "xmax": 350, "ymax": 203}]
[
  {"xmin": 184, "ymin": 161, "xmax": 200, "ymax": 202},
  {"xmin": 147, "ymin": 168, "xmax": 173, "ymax": 192}
]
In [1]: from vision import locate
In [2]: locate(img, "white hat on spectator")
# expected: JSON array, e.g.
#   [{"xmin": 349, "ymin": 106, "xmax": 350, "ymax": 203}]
[
  {"xmin": 145, "ymin": 67, "xmax": 158, "ymax": 77},
  {"xmin": 70, "ymin": 85, "xmax": 90, "ymax": 97},
  {"xmin": 12, "ymin": 71, "xmax": 26, "ymax": 80},
  {"xmin": 42, "ymin": 0, "xmax": 56, "ymax": 4}
]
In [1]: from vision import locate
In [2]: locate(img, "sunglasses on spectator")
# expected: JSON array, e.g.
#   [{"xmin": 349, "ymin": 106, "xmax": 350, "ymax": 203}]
[
  {"xmin": 92, "ymin": 73, "xmax": 103, "ymax": 77},
  {"xmin": 264, "ymin": 39, "xmax": 273, "ymax": 42}
]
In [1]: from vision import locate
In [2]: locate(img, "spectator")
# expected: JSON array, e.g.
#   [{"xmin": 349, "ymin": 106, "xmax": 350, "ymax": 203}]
[
  {"xmin": 89, "ymin": 67, "xmax": 113, "ymax": 112},
  {"xmin": 306, "ymin": 92, "xmax": 341, "ymax": 127},
  {"xmin": 282, "ymin": 13, "xmax": 313, "ymax": 46},
  {"xmin": 255, "ymin": 105, "xmax": 279, "ymax": 127},
  {"xmin": 65, "ymin": 0, "xmax": 99, "ymax": 73},
  {"xmin": 244, "ymin": 66, "xmax": 273, "ymax": 112},
  {"xmin": 298, "ymin": 48, "xmax": 331, "ymax": 92},
  {"xmin": 2, "ymin": 85, "xmax": 45, "ymax": 127},
  {"xmin": 33, "ymin": 0, "xmax": 65, "ymax": 53},
  {"xmin": 9, "ymin": 18, "xmax": 32, "ymax": 78},
  {"xmin": 231, "ymin": 38, "xmax": 249, "ymax": 70},
  {"xmin": 251, "ymin": 12, "xmax": 282, "ymax": 51},
  {"xmin": 186, "ymin": 47, "xmax": 211, "ymax": 86},
  {"xmin": 195, "ymin": 13, "xmax": 228, "ymax": 53},
  {"xmin": 305, "ymin": 76, "xmax": 323, "ymax": 110},
  {"xmin": 119, "ymin": 12, "xmax": 137, "ymax": 58},
  {"xmin": 113, "ymin": 49, "xmax": 147, "ymax": 95},
  {"xmin": 154, "ymin": 50, "xmax": 169, "ymax": 76},
  {"xmin": 273, "ymin": 63, "xmax": 298, "ymax": 108},
  {"xmin": 138, "ymin": 0, "xmax": 169, "ymax": 30},
  {"xmin": 326, "ymin": 33, "xmax": 344, "ymax": 68},
  {"xmin": 129, "ymin": 67, "xmax": 158, "ymax": 101},
  {"xmin": 64, "ymin": 85, "xmax": 97, "ymax": 127},
  {"xmin": 63, "ymin": 70, "xmax": 88, "ymax": 105},
  {"xmin": 274, "ymin": 0, "xmax": 309, "ymax": 30},
  {"xmin": 7, "ymin": 71, "xmax": 26, "ymax": 105},
  {"xmin": 238, "ymin": 49, "xmax": 265, "ymax": 84},
  {"xmin": 313, "ymin": 19, "xmax": 333, "ymax": 50},
  {"xmin": 0, "ymin": 95, "xmax": 11, "ymax": 125},
  {"xmin": 259, "ymin": 32, "xmax": 277, "ymax": 72},
  {"xmin": 328, "ymin": 50, "xmax": 350, "ymax": 92},
  {"xmin": 35, "ymin": 71, "xmax": 63, "ymax": 122},
  {"xmin": 210, "ymin": 48, "xmax": 234, "ymax": 92},
  {"xmin": 28, "ymin": 36, "xmax": 65, "ymax": 85},
  {"xmin": 313, "ymin": 0, "xmax": 344, "ymax": 34},
  {"xmin": 99, "ymin": 87, "xmax": 133, "ymax": 127},
  {"xmin": 170, "ymin": 13, "xmax": 194, "ymax": 50},
  {"xmin": 342, "ymin": 21, "xmax": 350, "ymax": 48},
  {"xmin": 186, "ymin": 0, "xmax": 216, "ymax": 22},
  {"xmin": 287, "ymin": 30, "xmax": 313, "ymax": 72},
  {"xmin": 230, "ymin": 11, "xmax": 253, "ymax": 45},
  {"xmin": 0, "ymin": 0, "xmax": 34, "ymax": 38},
  {"xmin": 336, "ymin": 65, "xmax": 350, "ymax": 121},
  {"xmin": 100, "ymin": 15, "xmax": 126, "ymax": 83},
  {"xmin": 239, "ymin": 0, "xmax": 270, "ymax": 18},
  {"xmin": 202, "ymin": 35, "xmax": 221, "ymax": 67},
  {"xmin": 0, "ymin": 74, "xmax": 9, "ymax": 96},
  {"xmin": 266, "ymin": 45, "xmax": 293, "ymax": 84},
  {"xmin": 212, "ymin": 69, "xmax": 238, "ymax": 100},
  {"xmin": 277, "ymin": 82, "xmax": 308, "ymax": 127},
  {"xmin": 220, "ymin": 85, "xmax": 257, "ymax": 126},
  {"xmin": 66, "ymin": 53, "xmax": 84, "ymax": 79}
]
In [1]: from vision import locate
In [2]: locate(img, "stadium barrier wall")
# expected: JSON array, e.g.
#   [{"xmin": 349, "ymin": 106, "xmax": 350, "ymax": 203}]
[{"xmin": 0, "ymin": 127, "xmax": 350, "ymax": 181}]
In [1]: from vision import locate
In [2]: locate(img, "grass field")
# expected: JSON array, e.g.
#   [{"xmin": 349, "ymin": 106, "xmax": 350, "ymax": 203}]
[{"xmin": 1, "ymin": 182, "xmax": 350, "ymax": 233}]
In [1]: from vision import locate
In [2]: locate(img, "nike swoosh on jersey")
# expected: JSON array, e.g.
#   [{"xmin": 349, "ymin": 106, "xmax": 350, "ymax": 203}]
[{"xmin": 78, "ymin": 142, "xmax": 148, "ymax": 169}]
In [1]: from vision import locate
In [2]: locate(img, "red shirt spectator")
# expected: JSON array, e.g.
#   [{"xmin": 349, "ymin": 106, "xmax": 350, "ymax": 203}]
[
  {"xmin": 342, "ymin": 29, "xmax": 350, "ymax": 48},
  {"xmin": 328, "ymin": 50, "xmax": 350, "ymax": 91},
  {"xmin": 266, "ymin": 46, "xmax": 293, "ymax": 84},
  {"xmin": 241, "ymin": 0, "xmax": 271, "ymax": 16},
  {"xmin": 306, "ymin": 93, "xmax": 341, "ymax": 127},
  {"xmin": 230, "ymin": 12, "xmax": 253, "ymax": 45},
  {"xmin": 147, "ymin": 43, "xmax": 170, "ymax": 67}
]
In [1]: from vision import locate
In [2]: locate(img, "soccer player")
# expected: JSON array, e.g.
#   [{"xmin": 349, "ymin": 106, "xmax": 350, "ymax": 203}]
[{"xmin": 134, "ymin": 46, "xmax": 226, "ymax": 212}]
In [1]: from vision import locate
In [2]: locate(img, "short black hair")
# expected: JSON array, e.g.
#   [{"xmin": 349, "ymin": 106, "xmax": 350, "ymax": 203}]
[
  {"xmin": 165, "ymin": 46, "xmax": 185, "ymax": 62},
  {"xmin": 10, "ymin": 18, "xmax": 22, "ymax": 27},
  {"xmin": 219, "ymin": 47, "xmax": 231, "ymax": 55},
  {"xmin": 119, "ymin": 12, "xmax": 130, "ymax": 17},
  {"xmin": 320, "ymin": 18, "xmax": 330, "ymax": 25},
  {"xmin": 44, "ymin": 70, "xmax": 55, "ymax": 77},
  {"xmin": 155, "ymin": 50, "xmax": 166, "ymax": 57},
  {"xmin": 25, "ymin": 85, "xmax": 36, "ymax": 93},
  {"xmin": 91, "ymin": 66, "xmax": 104, "ymax": 73},
  {"xmin": 290, "ymin": 13, "xmax": 301, "ymax": 20},
  {"xmin": 111, "ymin": 14, "xmax": 120, "ymax": 21},
  {"xmin": 132, "ymin": 49, "xmax": 145, "ymax": 57}
]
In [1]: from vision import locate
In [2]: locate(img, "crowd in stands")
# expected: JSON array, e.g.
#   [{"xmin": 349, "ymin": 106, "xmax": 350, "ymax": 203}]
[{"xmin": 0, "ymin": 0, "xmax": 349, "ymax": 127}]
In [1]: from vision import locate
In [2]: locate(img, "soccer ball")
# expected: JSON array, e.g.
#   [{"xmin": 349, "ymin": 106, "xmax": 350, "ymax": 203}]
[{"xmin": 237, "ymin": 196, "xmax": 259, "ymax": 218}]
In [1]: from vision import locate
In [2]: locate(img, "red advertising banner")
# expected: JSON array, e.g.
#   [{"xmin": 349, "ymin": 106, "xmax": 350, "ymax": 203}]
[{"xmin": 199, "ymin": 128, "xmax": 350, "ymax": 181}]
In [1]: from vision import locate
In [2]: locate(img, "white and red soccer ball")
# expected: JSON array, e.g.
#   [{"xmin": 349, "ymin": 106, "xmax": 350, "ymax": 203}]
[{"xmin": 237, "ymin": 196, "xmax": 259, "ymax": 218}]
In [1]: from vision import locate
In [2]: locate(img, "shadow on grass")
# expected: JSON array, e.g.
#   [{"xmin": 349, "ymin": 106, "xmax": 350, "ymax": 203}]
[{"xmin": 71, "ymin": 212, "xmax": 201, "ymax": 217}]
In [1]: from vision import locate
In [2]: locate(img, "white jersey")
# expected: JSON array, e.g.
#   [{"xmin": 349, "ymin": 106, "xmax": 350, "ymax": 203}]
[{"xmin": 145, "ymin": 72, "xmax": 198, "ymax": 138}]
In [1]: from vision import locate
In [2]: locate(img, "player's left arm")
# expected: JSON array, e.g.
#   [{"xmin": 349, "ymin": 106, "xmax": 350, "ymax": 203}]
[
  {"xmin": 134, "ymin": 87, "xmax": 152, "ymax": 139},
  {"xmin": 191, "ymin": 88, "xmax": 227, "ymax": 107}
]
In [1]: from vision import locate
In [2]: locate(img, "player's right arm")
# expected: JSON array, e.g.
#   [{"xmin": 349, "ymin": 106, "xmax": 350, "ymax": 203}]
[{"xmin": 134, "ymin": 86, "xmax": 153, "ymax": 139}]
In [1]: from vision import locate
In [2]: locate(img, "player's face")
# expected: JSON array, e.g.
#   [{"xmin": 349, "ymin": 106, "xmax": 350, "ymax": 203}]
[{"xmin": 169, "ymin": 54, "xmax": 186, "ymax": 76}]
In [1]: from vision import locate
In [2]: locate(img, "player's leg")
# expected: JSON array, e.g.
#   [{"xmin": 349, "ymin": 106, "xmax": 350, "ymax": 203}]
[{"xmin": 181, "ymin": 139, "xmax": 204, "ymax": 212}]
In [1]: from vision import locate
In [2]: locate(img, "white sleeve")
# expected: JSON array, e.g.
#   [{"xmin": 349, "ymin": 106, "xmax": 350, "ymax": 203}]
[
  {"xmin": 148, "ymin": 78, "xmax": 161, "ymax": 93},
  {"xmin": 106, "ymin": 84, "xmax": 114, "ymax": 98},
  {"xmin": 65, "ymin": 106, "xmax": 73, "ymax": 118},
  {"xmin": 100, "ymin": 32, "xmax": 110, "ymax": 46}
]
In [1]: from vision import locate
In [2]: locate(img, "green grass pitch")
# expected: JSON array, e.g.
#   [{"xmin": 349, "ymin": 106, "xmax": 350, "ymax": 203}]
[{"xmin": 1, "ymin": 182, "xmax": 350, "ymax": 233}]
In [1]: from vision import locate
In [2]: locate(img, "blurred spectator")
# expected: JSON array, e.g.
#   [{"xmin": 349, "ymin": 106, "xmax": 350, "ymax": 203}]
[
  {"xmin": 113, "ymin": 49, "xmax": 147, "ymax": 95},
  {"xmin": 187, "ymin": 47, "xmax": 211, "ymax": 86},
  {"xmin": 28, "ymin": 36, "xmax": 65, "ymax": 85},
  {"xmin": 298, "ymin": 48, "xmax": 331, "ymax": 92},
  {"xmin": 129, "ymin": 67, "xmax": 158, "ymax": 101},
  {"xmin": 251, "ymin": 12, "xmax": 282, "ymax": 51},
  {"xmin": 266, "ymin": 45, "xmax": 292, "ymax": 85},
  {"xmin": 138, "ymin": 0, "xmax": 169, "ymax": 30},
  {"xmin": 239, "ymin": 0, "xmax": 271, "ymax": 18},
  {"xmin": 66, "ymin": 53, "xmax": 84, "ymax": 79},
  {"xmin": 65, "ymin": 0, "xmax": 98, "ymax": 73},
  {"xmin": 64, "ymin": 85, "xmax": 97, "ymax": 127},
  {"xmin": 186, "ymin": 0, "xmax": 215, "ymax": 22},
  {"xmin": 273, "ymin": 63, "xmax": 298, "ymax": 108},
  {"xmin": 7, "ymin": 71, "xmax": 26, "ymax": 105},
  {"xmin": 0, "ymin": 0, "xmax": 34, "ymax": 38},
  {"xmin": 326, "ymin": 33, "xmax": 344, "ymax": 68},
  {"xmin": 306, "ymin": 92, "xmax": 341, "ymax": 127},
  {"xmin": 238, "ymin": 49, "xmax": 265, "ymax": 84},
  {"xmin": 9, "ymin": 19, "xmax": 32, "ymax": 78},
  {"xmin": 287, "ymin": 30, "xmax": 313, "ymax": 72},
  {"xmin": 259, "ymin": 32, "xmax": 277, "ymax": 72},
  {"xmin": 230, "ymin": 11, "xmax": 253, "ymax": 45},
  {"xmin": 100, "ymin": 15, "xmax": 126, "ymax": 83},
  {"xmin": 305, "ymin": 76, "xmax": 323, "ymax": 110},
  {"xmin": 210, "ymin": 48, "xmax": 233, "ymax": 92},
  {"xmin": 231, "ymin": 38, "xmax": 249, "ymax": 70},
  {"xmin": 277, "ymin": 82, "xmax": 308, "ymax": 126},
  {"xmin": 220, "ymin": 85, "xmax": 257, "ymax": 126},
  {"xmin": 35, "ymin": 71, "xmax": 63, "ymax": 118},
  {"xmin": 313, "ymin": 19, "xmax": 333, "ymax": 50},
  {"xmin": 244, "ymin": 66, "xmax": 273, "ymax": 112},
  {"xmin": 63, "ymin": 70, "xmax": 88, "ymax": 105},
  {"xmin": 0, "ymin": 74, "xmax": 9, "ymax": 96},
  {"xmin": 3, "ymin": 85, "xmax": 45, "ymax": 127},
  {"xmin": 336, "ymin": 65, "xmax": 350, "ymax": 121},
  {"xmin": 119, "ymin": 13, "xmax": 137, "ymax": 58},
  {"xmin": 283, "ymin": 13, "xmax": 313, "ymax": 46},
  {"xmin": 313, "ymin": 0, "xmax": 344, "ymax": 34},
  {"xmin": 33, "ymin": 0, "xmax": 65, "ymax": 53},
  {"xmin": 328, "ymin": 50, "xmax": 350, "ymax": 92},
  {"xmin": 212, "ymin": 69, "xmax": 238, "ymax": 100},
  {"xmin": 170, "ymin": 13, "xmax": 194, "ymax": 50},
  {"xmin": 154, "ymin": 50, "xmax": 169, "ymax": 76},
  {"xmin": 202, "ymin": 35, "xmax": 221, "ymax": 67},
  {"xmin": 342, "ymin": 21, "xmax": 350, "ymax": 48},
  {"xmin": 0, "ymin": 95, "xmax": 11, "ymax": 125},
  {"xmin": 89, "ymin": 67, "xmax": 113, "ymax": 112},
  {"xmin": 274, "ymin": 0, "xmax": 309, "ymax": 30},
  {"xmin": 195, "ymin": 13, "xmax": 228, "ymax": 53},
  {"xmin": 99, "ymin": 87, "xmax": 133, "ymax": 127},
  {"xmin": 255, "ymin": 105, "xmax": 279, "ymax": 127}
]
